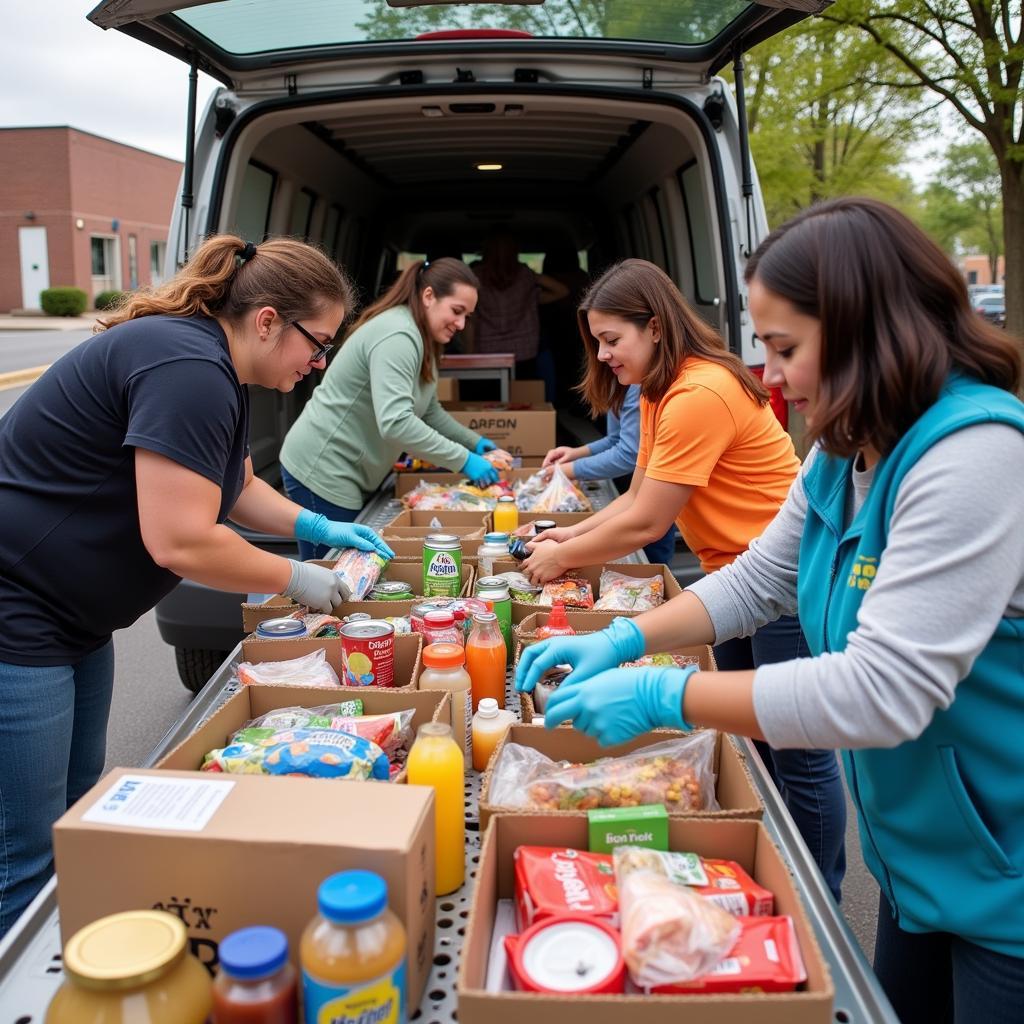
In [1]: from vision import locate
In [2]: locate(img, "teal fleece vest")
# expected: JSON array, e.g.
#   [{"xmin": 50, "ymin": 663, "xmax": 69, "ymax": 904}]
[{"xmin": 798, "ymin": 375, "xmax": 1024, "ymax": 956}]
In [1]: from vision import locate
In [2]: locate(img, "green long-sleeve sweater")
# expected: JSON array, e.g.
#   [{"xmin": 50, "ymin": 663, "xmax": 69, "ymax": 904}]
[{"xmin": 280, "ymin": 305, "xmax": 481, "ymax": 508}]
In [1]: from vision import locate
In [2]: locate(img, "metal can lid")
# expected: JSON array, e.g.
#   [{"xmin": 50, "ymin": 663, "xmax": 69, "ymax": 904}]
[
  {"xmin": 343, "ymin": 612, "xmax": 372, "ymax": 622},
  {"xmin": 475, "ymin": 576, "xmax": 511, "ymax": 594},
  {"xmin": 424, "ymin": 533, "xmax": 461, "ymax": 549},
  {"xmin": 371, "ymin": 581, "xmax": 413, "ymax": 595},
  {"xmin": 339, "ymin": 620, "xmax": 395, "ymax": 640},
  {"xmin": 511, "ymin": 914, "xmax": 624, "ymax": 994},
  {"xmin": 256, "ymin": 617, "xmax": 308, "ymax": 638}
]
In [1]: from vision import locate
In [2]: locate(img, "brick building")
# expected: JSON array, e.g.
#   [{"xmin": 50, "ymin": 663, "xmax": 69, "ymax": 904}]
[
  {"xmin": 959, "ymin": 253, "xmax": 1005, "ymax": 287},
  {"xmin": 0, "ymin": 126, "xmax": 182, "ymax": 312}
]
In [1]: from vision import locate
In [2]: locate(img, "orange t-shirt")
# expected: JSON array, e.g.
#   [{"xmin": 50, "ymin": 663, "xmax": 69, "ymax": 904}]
[{"xmin": 638, "ymin": 357, "xmax": 799, "ymax": 572}]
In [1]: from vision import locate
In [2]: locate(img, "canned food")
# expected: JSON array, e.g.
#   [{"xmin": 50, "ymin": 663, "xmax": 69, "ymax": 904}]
[
  {"xmin": 533, "ymin": 520, "xmax": 557, "ymax": 536},
  {"xmin": 339, "ymin": 621, "xmax": 396, "ymax": 687},
  {"xmin": 532, "ymin": 664, "xmax": 573, "ymax": 714},
  {"xmin": 508, "ymin": 538, "xmax": 530, "ymax": 561},
  {"xmin": 505, "ymin": 914, "xmax": 625, "ymax": 994},
  {"xmin": 423, "ymin": 534, "xmax": 462, "ymax": 598},
  {"xmin": 255, "ymin": 617, "xmax": 308, "ymax": 640},
  {"xmin": 370, "ymin": 581, "xmax": 414, "ymax": 601}
]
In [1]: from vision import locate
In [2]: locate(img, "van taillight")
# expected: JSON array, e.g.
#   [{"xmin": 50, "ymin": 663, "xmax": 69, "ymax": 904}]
[{"xmin": 750, "ymin": 366, "xmax": 788, "ymax": 430}]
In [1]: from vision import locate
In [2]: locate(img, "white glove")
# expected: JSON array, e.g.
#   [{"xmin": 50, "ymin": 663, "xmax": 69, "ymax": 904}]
[{"xmin": 282, "ymin": 560, "xmax": 350, "ymax": 612}]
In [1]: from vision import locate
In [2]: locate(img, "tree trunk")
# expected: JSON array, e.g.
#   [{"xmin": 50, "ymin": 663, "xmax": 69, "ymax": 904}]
[{"xmin": 1000, "ymin": 159, "xmax": 1024, "ymax": 347}]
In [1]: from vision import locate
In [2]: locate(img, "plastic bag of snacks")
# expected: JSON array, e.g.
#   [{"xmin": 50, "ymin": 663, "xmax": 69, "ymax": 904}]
[
  {"xmin": 620, "ymin": 652, "xmax": 703, "ymax": 669},
  {"xmin": 483, "ymin": 448, "xmax": 515, "ymax": 470},
  {"xmin": 290, "ymin": 611, "xmax": 344, "ymax": 637},
  {"xmin": 233, "ymin": 649, "xmax": 340, "ymax": 689},
  {"xmin": 403, "ymin": 480, "xmax": 511, "ymax": 511},
  {"xmin": 241, "ymin": 701, "xmax": 364, "ymax": 731},
  {"xmin": 593, "ymin": 569, "xmax": 665, "ymax": 612},
  {"xmin": 496, "ymin": 572, "xmax": 543, "ymax": 603},
  {"xmin": 332, "ymin": 548, "xmax": 388, "ymax": 600},
  {"xmin": 487, "ymin": 733, "xmax": 719, "ymax": 813},
  {"xmin": 514, "ymin": 466, "xmax": 591, "ymax": 513},
  {"xmin": 230, "ymin": 709, "xmax": 415, "ymax": 759},
  {"xmin": 539, "ymin": 572, "xmax": 594, "ymax": 609},
  {"xmin": 614, "ymin": 845, "xmax": 740, "ymax": 986}
]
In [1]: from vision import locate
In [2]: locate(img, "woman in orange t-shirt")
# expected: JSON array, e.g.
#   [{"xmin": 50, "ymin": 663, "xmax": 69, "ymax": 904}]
[{"xmin": 522, "ymin": 258, "xmax": 846, "ymax": 900}]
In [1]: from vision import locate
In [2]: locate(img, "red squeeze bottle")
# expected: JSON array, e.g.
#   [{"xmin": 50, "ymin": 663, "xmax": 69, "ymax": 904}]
[{"xmin": 535, "ymin": 602, "xmax": 576, "ymax": 640}]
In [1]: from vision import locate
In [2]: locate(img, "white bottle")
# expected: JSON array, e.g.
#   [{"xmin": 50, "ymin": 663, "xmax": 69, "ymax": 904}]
[
  {"xmin": 471, "ymin": 697, "xmax": 515, "ymax": 772},
  {"xmin": 476, "ymin": 532, "xmax": 511, "ymax": 578}
]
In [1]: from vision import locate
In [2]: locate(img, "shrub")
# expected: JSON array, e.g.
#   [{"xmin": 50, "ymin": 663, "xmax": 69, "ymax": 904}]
[
  {"xmin": 94, "ymin": 289, "xmax": 127, "ymax": 311},
  {"xmin": 40, "ymin": 287, "xmax": 87, "ymax": 317}
]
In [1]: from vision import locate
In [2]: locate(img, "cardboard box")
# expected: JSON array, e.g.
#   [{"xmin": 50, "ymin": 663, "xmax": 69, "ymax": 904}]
[
  {"xmin": 478, "ymin": 725, "xmax": 762, "ymax": 828},
  {"xmin": 441, "ymin": 404, "xmax": 556, "ymax": 457},
  {"xmin": 437, "ymin": 376, "xmax": 458, "ymax": 402},
  {"xmin": 383, "ymin": 509, "xmax": 491, "ymax": 530},
  {"xmin": 496, "ymin": 510, "xmax": 593, "ymax": 531},
  {"xmin": 54, "ymin": 767, "xmax": 436, "ymax": 1006},
  {"xmin": 381, "ymin": 524, "xmax": 487, "ymax": 542},
  {"xmin": 458, "ymin": 814, "xmax": 834, "ymax": 1023},
  {"xmin": 439, "ymin": 380, "xmax": 547, "ymax": 405}
]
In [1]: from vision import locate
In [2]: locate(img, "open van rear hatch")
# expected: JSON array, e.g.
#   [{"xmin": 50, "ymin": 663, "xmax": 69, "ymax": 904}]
[{"xmin": 87, "ymin": 0, "xmax": 830, "ymax": 86}]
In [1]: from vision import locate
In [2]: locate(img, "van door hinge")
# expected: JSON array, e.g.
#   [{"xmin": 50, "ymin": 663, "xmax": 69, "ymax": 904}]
[
  {"xmin": 642, "ymin": 67, "xmax": 653, "ymax": 89},
  {"xmin": 285, "ymin": 74, "xmax": 297, "ymax": 96}
]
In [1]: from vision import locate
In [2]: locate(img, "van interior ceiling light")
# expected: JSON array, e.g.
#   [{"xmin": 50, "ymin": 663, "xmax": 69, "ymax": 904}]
[{"xmin": 476, "ymin": 163, "xmax": 503, "ymax": 171}]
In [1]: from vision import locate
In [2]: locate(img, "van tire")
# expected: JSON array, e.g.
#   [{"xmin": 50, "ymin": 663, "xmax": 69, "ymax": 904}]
[{"xmin": 176, "ymin": 647, "xmax": 230, "ymax": 694}]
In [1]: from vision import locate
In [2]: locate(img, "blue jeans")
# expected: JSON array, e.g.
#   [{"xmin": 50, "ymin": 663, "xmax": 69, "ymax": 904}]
[
  {"xmin": 280, "ymin": 466, "xmax": 360, "ymax": 561},
  {"xmin": 873, "ymin": 891, "xmax": 1024, "ymax": 1022},
  {"xmin": 643, "ymin": 523, "xmax": 678, "ymax": 566},
  {"xmin": 714, "ymin": 615, "xmax": 847, "ymax": 903},
  {"xmin": 0, "ymin": 642, "xmax": 115, "ymax": 937}
]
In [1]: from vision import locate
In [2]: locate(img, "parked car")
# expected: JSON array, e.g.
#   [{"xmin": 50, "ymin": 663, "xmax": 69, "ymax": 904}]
[
  {"xmin": 976, "ymin": 294, "xmax": 1006, "ymax": 327},
  {"xmin": 968, "ymin": 283, "xmax": 1003, "ymax": 304},
  {"xmin": 88, "ymin": 0, "xmax": 828, "ymax": 691}
]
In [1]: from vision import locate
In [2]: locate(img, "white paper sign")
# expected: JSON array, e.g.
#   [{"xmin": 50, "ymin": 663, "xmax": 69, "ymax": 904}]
[{"xmin": 82, "ymin": 775, "xmax": 234, "ymax": 832}]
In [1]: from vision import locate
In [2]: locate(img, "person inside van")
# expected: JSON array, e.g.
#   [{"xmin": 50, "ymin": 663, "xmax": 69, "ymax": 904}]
[
  {"xmin": 538, "ymin": 243, "xmax": 590, "ymax": 405},
  {"xmin": 520, "ymin": 258, "xmax": 847, "ymax": 901},
  {"xmin": 0, "ymin": 234, "xmax": 389, "ymax": 936},
  {"xmin": 519, "ymin": 198, "xmax": 1024, "ymax": 1021},
  {"xmin": 280, "ymin": 258, "xmax": 506, "ymax": 559}
]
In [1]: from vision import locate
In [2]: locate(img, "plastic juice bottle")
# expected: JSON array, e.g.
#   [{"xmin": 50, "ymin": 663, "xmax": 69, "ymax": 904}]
[
  {"xmin": 418, "ymin": 642, "xmax": 473, "ymax": 766},
  {"xmin": 471, "ymin": 698, "xmax": 515, "ymax": 772},
  {"xmin": 407, "ymin": 722, "xmax": 466, "ymax": 895},
  {"xmin": 476, "ymin": 531, "xmax": 511, "ymax": 577},
  {"xmin": 535, "ymin": 601, "xmax": 576, "ymax": 640},
  {"xmin": 493, "ymin": 496, "xmax": 519, "ymax": 535},
  {"xmin": 212, "ymin": 926, "xmax": 298, "ymax": 1024},
  {"xmin": 300, "ymin": 871, "xmax": 407, "ymax": 1024},
  {"xmin": 466, "ymin": 611, "xmax": 507, "ymax": 712}
]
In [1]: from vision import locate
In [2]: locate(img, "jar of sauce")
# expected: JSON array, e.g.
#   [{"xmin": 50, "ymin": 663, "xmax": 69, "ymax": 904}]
[
  {"xmin": 46, "ymin": 910, "xmax": 212, "ymax": 1024},
  {"xmin": 213, "ymin": 925, "xmax": 298, "ymax": 1024}
]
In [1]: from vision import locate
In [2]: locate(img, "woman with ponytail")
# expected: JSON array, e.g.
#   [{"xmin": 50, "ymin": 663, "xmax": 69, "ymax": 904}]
[
  {"xmin": 281, "ymin": 257, "xmax": 506, "ymax": 558},
  {"xmin": 0, "ymin": 234, "xmax": 392, "ymax": 937}
]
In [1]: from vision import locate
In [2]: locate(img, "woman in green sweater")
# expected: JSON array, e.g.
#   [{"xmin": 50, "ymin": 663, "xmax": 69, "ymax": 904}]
[{"xmin": 281, "ymin": 257, "xmax": 501, "ymax": 558}]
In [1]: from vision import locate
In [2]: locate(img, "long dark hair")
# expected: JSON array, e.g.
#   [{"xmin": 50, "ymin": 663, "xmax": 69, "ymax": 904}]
[
  {"xmin": 745, "ymin": 196, "xmax": 1021, "ymax": 458},
  {"xmin": 347, "ymin": 257, "xmax": 479, "ymax": 382},
  {"xmin": 577, "ymin": 258, "xmax": 768, "ymax": 415}
]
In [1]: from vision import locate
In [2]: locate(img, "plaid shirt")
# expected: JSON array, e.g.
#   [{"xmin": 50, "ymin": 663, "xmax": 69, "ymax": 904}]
[{"xmin": 472, "ymin": 264, "xmax": 541, "ymax": 362}]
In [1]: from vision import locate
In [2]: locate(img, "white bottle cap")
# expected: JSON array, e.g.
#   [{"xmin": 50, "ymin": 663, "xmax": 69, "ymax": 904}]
[{"xmin": 478, "ymin": 698, "xmax": 499, "ymax": 717}]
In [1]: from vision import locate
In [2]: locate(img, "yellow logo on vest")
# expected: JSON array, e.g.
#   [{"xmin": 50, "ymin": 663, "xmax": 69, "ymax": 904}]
[{"xmin": 847, "ymin": 555, "xmax": 878, "ymax": 591}]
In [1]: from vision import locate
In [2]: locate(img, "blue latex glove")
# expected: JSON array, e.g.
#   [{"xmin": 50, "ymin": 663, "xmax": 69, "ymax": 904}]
[
  {"xmin": 544, "ymin": 664, "xmax": 699, "ymax": 746},
  {"xmin": 294, "ymin": 509, "xmax": 394, "ymax": 559},
  {"xmin": 462, "ymin": 450, "xmax": 500, "ymax": 486},
  {"xmin": 474, "ymin": 437, "xmax": 497, "ymax": 455},
  {"xmin": 515, "ymin": 617, "xmax": 645, "ymax": 693}
]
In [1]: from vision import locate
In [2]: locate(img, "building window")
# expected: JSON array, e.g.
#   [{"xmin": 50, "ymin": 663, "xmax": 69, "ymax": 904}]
[
  {"xmin": 235, "ymin": 161, "xmax": 277, "ymax": 242},
  {"xmin": 91, "ymin": 237, "xmax": 108, "ymax": 276},
  {"xmin": 289, "ymin": 187, "xmax": 317, "ymax": 240},
  {"xmin": 967, "ymin": 270, "xmax": 978, "ymax": 284},
  {"xmin": 150, "ymin": 241, "xmax": 167, "ymax": 286},
  {"xmin": 128, "ymin": 235, "xmax": 139, "ymax": 290}
]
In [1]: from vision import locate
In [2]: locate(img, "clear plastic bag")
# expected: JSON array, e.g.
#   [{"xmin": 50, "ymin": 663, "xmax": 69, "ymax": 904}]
[
  {"xmin": 403, "ymin": 480, "xmax": 510, "ymax": 510},
  {"xmin": 620, "ymin": 653, "xmax": 703, "ymax": 669},
  {"xmin": 233, "ymin": 649, "xmax": 340, "ymax": 689},
  {"xmin": 487, "ymin": 733, "xmax": 719, "ymax": 813},
  {"xmin": 614, "ymin": 846, "xmax": 740, "ymax": 986},
  {"xmin": 513, "ymin": 465, "xmax": 591, "ymax": 513},
  {"xmin": 332, "ymin": 548, "xmax": 388, "ymax": 600},
  {"xmin": 241, "ymin": 701, "xmax": 365, "ymax": 731},
  {"xmin": 231, "ymin": 709, "xmax": 415, "ymax": 758},
  {"xmin": 593, "ymin": 569, "xmax": 665, "ymax": 612}
]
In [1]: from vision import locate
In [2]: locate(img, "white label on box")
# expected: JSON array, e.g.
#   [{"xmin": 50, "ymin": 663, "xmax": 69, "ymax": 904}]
[{"xmin": 82, "ymin": 775, "xmax": 234, "ymax": 832}]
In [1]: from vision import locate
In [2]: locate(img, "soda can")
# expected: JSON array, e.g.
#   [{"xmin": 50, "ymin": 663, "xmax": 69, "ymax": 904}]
[
  {"xmin": 255, "ymin": 617, "xmax": 308, "ymax": 640},
  {"xmin": 423, "ymin": 533, "xmax": 462, "ymax": 597},
  {"xmin": 507, "ymin": 538, "xmax": 530, "ymax": 561},
  {"xmin": 474, "ymin": 576, "xmax": 513, "ymax": 664},
  {"xmin": 370, "ymin": 581, "xmax": 414, "ymax": 601},
  {"xmin": 532, "ymin": 520, "xmax": 558, "ymax": 537},
  {"xmin": 339, "ymin": 620, "xmax": 396, "ymax": 687}
]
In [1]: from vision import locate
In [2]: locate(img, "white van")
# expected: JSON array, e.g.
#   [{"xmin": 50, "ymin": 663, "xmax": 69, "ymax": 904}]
[{"xmin": 88, "ymin": 0, "xmax": 826, "ymax": 687}]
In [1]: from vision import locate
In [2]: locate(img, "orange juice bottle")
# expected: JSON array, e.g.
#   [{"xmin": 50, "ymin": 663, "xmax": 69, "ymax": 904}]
[
  {"xmin": 466, "ymin": 611, "xmax": 507, "ymax": 711},
  {"xmin": 471, "ymin": 698, "xmax": 515, "ymax": 772},
  {"xmin": 406, "ymin": 723, "xmax": 465, "ymax": 895}
]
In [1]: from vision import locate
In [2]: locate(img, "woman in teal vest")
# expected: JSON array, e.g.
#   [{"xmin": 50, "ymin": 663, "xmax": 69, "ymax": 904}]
[{"xmin": 517, "ymin": 197, "xmax": 1024, "ymax": 1021}]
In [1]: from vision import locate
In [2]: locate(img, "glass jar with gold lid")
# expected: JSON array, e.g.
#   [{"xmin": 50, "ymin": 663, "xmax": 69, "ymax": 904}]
[{"xmin": 46, "ymin": 909, "xmax": 212, "ymax": 1023}]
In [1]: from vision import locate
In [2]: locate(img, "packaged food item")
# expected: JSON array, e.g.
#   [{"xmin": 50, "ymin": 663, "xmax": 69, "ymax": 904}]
[
  {"xmin": 291, "ymin": 611, "xmax": 345, "ymax": 638},
  {"xmin": 241, "ymin": 700, "xmax": 364, "ymax": 732},
  {"xmin": 593, "ymin": 569, "xmax": 665, "ymax": 612},
  {"xmin": 474, "ymin": 576, "xmax": 513, "ymax": 663},
  {"xmin": 201, "ymin": 728, "xmax": 390, "ymax": 780},
  {"xmin": 254, "ymin": 617, "xmax": 308, "ymax": 639},
  {"xmin": 531, "ymin": 663, "xmax": 572, "ymax": 714},
  {"xmin": 614, "ymin": 844, "xmax": 740, "ymax": 986},
  {"xmin": 46, "ymin": 911, "xmax": 212, "ymax": 1024},
  {"xmin": 423, "ymin": 533, "xmax": 462, "ymax": 597},
  {"xmin": 421, "ymin": 608, "xmax": 463, "ymax": 647},
  {"xmin": 212, "ymin": 925, "xmax": 298, "ymax": 1024},
  {"xmin": 418, "ymin": 642, "xmax": 473, "ymax": 766},
  {"xmin": 382, "ymin": 614, "xmax": 412, "ymax": 635},
  {"xmin": 339, "ymin": 620, "xmax": 396, "ymax": 687},
  {"xmin": 471, "ymin": 697, "xmax": 515, "ymax": 772},
  {"xmin": 493, "ymin": 494, "xmax": 519, "ymax": 533},
  {"xmin": 234, "ymin": 649, "xmax": 340, "ymax": 689},
  {"xmin": 539, "ymin": 573, "xmax": 594, "ymax": 609},
  {"xmin": 696, "ymin": 859, "xmax": 775, "ymax": 917},
  {"xmin": 513, "ymin": 846, "xmax": 617, "ymax": 930},
  {"xmin": 651, "ymin": 915, "xmax": 806, "ymax": 993},
  {"xmin": 466, "ymin": 611, "xmax": 506, "ymax": 711},
  {"xmin": 620, "ymin": 652, "xmax": 704, "ymax": 669},
  {"xmin": 484, "ymin": 448, "xmax": 515, "ymax": 471},
  {"xmin": 332, "ymin": 548, "xmax": 388, "ymax": 600},
  {"xmin": 232, "ymin": 710, "xmax": 414, "ymax": 759},
  {"xmin": 532, "ymin": 519, "xmax": 558, "ymax": 537},
  {"xmin": 369, "ymin": 581, "xmax": 414, "ymax": 601},
  {"xmin": 507, "ymin": 537, "xmax": 530, "ymax": 561},
  {"xmin": 513, "ymin": 466, "xmax": 592, "ymax": 513},
  {"xmin": 505, "ymin": 914, "xmax": 625, "ymax": 994},
  {"xmin": 496, "ymin": 571, "xmax": 543, "ymax": 604},
  {"xmin": 394, "ymin": 453, "xmax": 440, "ymax": 472},
  {"xmin": 487, "ymin": 733, "xmax": 719, "ymax": 814},
  {"xmin": 535, "ymin": 602, "xmax": 576, "ymax": 640},
  {"xmin": 301, "ymin": 871, "xmax": 407, "ymax": 1023},
  {"xmin": 477, "ymin": 531, "xmax": 511, "ymax": 577},
  {"xmin": 404, "ymin": 479, "xmax": 512, "ymax": 510}
]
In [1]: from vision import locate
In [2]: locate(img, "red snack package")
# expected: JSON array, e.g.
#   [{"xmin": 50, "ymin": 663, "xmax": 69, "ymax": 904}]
[
  {"xmin": 695, "ymin": 859, "xmax": 775, "ymax": 917},
  {"xmin": 651, "ymin": 915, "xmax": 807, "ymax": 994},
  {"xmin": 513, "ymin": 846, "xmax": 618, "ymax": 931}
]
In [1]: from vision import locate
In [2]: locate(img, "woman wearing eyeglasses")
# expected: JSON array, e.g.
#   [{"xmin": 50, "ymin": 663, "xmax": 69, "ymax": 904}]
[
  {"xmin": 0, "ymin": 234, "xmax": 395, "ymax": 937},
  {"xmin": 280, "ymin": 257, "xmax": 504, "ymax": 559}
]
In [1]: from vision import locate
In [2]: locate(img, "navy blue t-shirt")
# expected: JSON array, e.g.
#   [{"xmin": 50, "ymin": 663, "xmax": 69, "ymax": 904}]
[{"xmin": 0, "ymin": 315, "xmax": 249, "ymax": 665}]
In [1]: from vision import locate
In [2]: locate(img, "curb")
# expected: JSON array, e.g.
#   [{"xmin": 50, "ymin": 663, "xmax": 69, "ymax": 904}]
[{"xmin": 0, "ymin": 364, "xmax": 49, "ymax": 391}]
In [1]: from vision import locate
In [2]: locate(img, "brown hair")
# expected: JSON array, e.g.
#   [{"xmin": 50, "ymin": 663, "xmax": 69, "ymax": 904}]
[
  {"xmin": 576, "ymin": 258, "xmax": 769, "ymax": 415},
  {"xmin": 745, "ymin": 196, "xmax": 1021, "ymax": 458},
  {"xmin": 347, "ymin": 257, "xmax": 479, "ymax": 382},
  {"xmin": 97, "ymin": 234, "xmax": 355, "ymax": 333},
  {"xmin": 476, "ymin": 231, "xmax": 522, "ymax": 291}
]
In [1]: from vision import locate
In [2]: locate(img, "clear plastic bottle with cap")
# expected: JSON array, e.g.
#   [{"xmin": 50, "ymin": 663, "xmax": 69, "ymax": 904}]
[
  {"xmin": 535, "ymin": 601, "xmax": 576, "ymax": 640},
  {"xmin": 476, "ymin": 531, "xmax": 511, "ymax": 577},
  {"xmin": 301, "ymin": 870, "xmax": 407, "ymax": 1024},
  {"xmin": 466, "ymin": 610, "xmax": 506, "ymax": 712},
  {"xmin": 471, "ymin": 697, "xmax": 516, "ymax": 772},
  {"xmin": 212, "ymin": 925, "xmax": 298, "ymax": 1023},
  {"xmin": 417, "ymin": 641, "xmax": 473, "ymax": 764},
  {"xmin": 46, "ymin": 910, "xmax": 212, "ymax": 1024},
  {"xmin": 493, "ymin": 495, "xmax": 519, "ymax": 534}
]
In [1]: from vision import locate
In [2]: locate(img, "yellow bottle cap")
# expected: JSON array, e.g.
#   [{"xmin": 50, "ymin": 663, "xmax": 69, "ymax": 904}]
[{"xmin": 62, "ymin": 910, "xmax": 188, "ymax": 991}]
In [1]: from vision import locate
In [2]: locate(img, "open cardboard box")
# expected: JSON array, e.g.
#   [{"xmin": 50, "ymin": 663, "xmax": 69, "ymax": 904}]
[
  {"xmin": 382, "ymin": 508, "xmax": 491, "ymax": 530},
  {"xmin": 440, "ymin": 403, "xmax": 556, "ymax": 456},
  {"xmin": 55, "ymin": 766, "xmax": 436, "ymax": 1006},
  {"xmin": 496, "ymin": 510, "xmax": 594, "ymax": 532},
  {"xmin": 381, "ymin": 524, "xmax": 487, "ymax": 542},
  {"xmin": 478, "ymin": 724, "xmax": 762, "ymax": 828},
  {"xmin": 458, "ymin": 814, "xmax": 833, "ymax": 1024}
]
